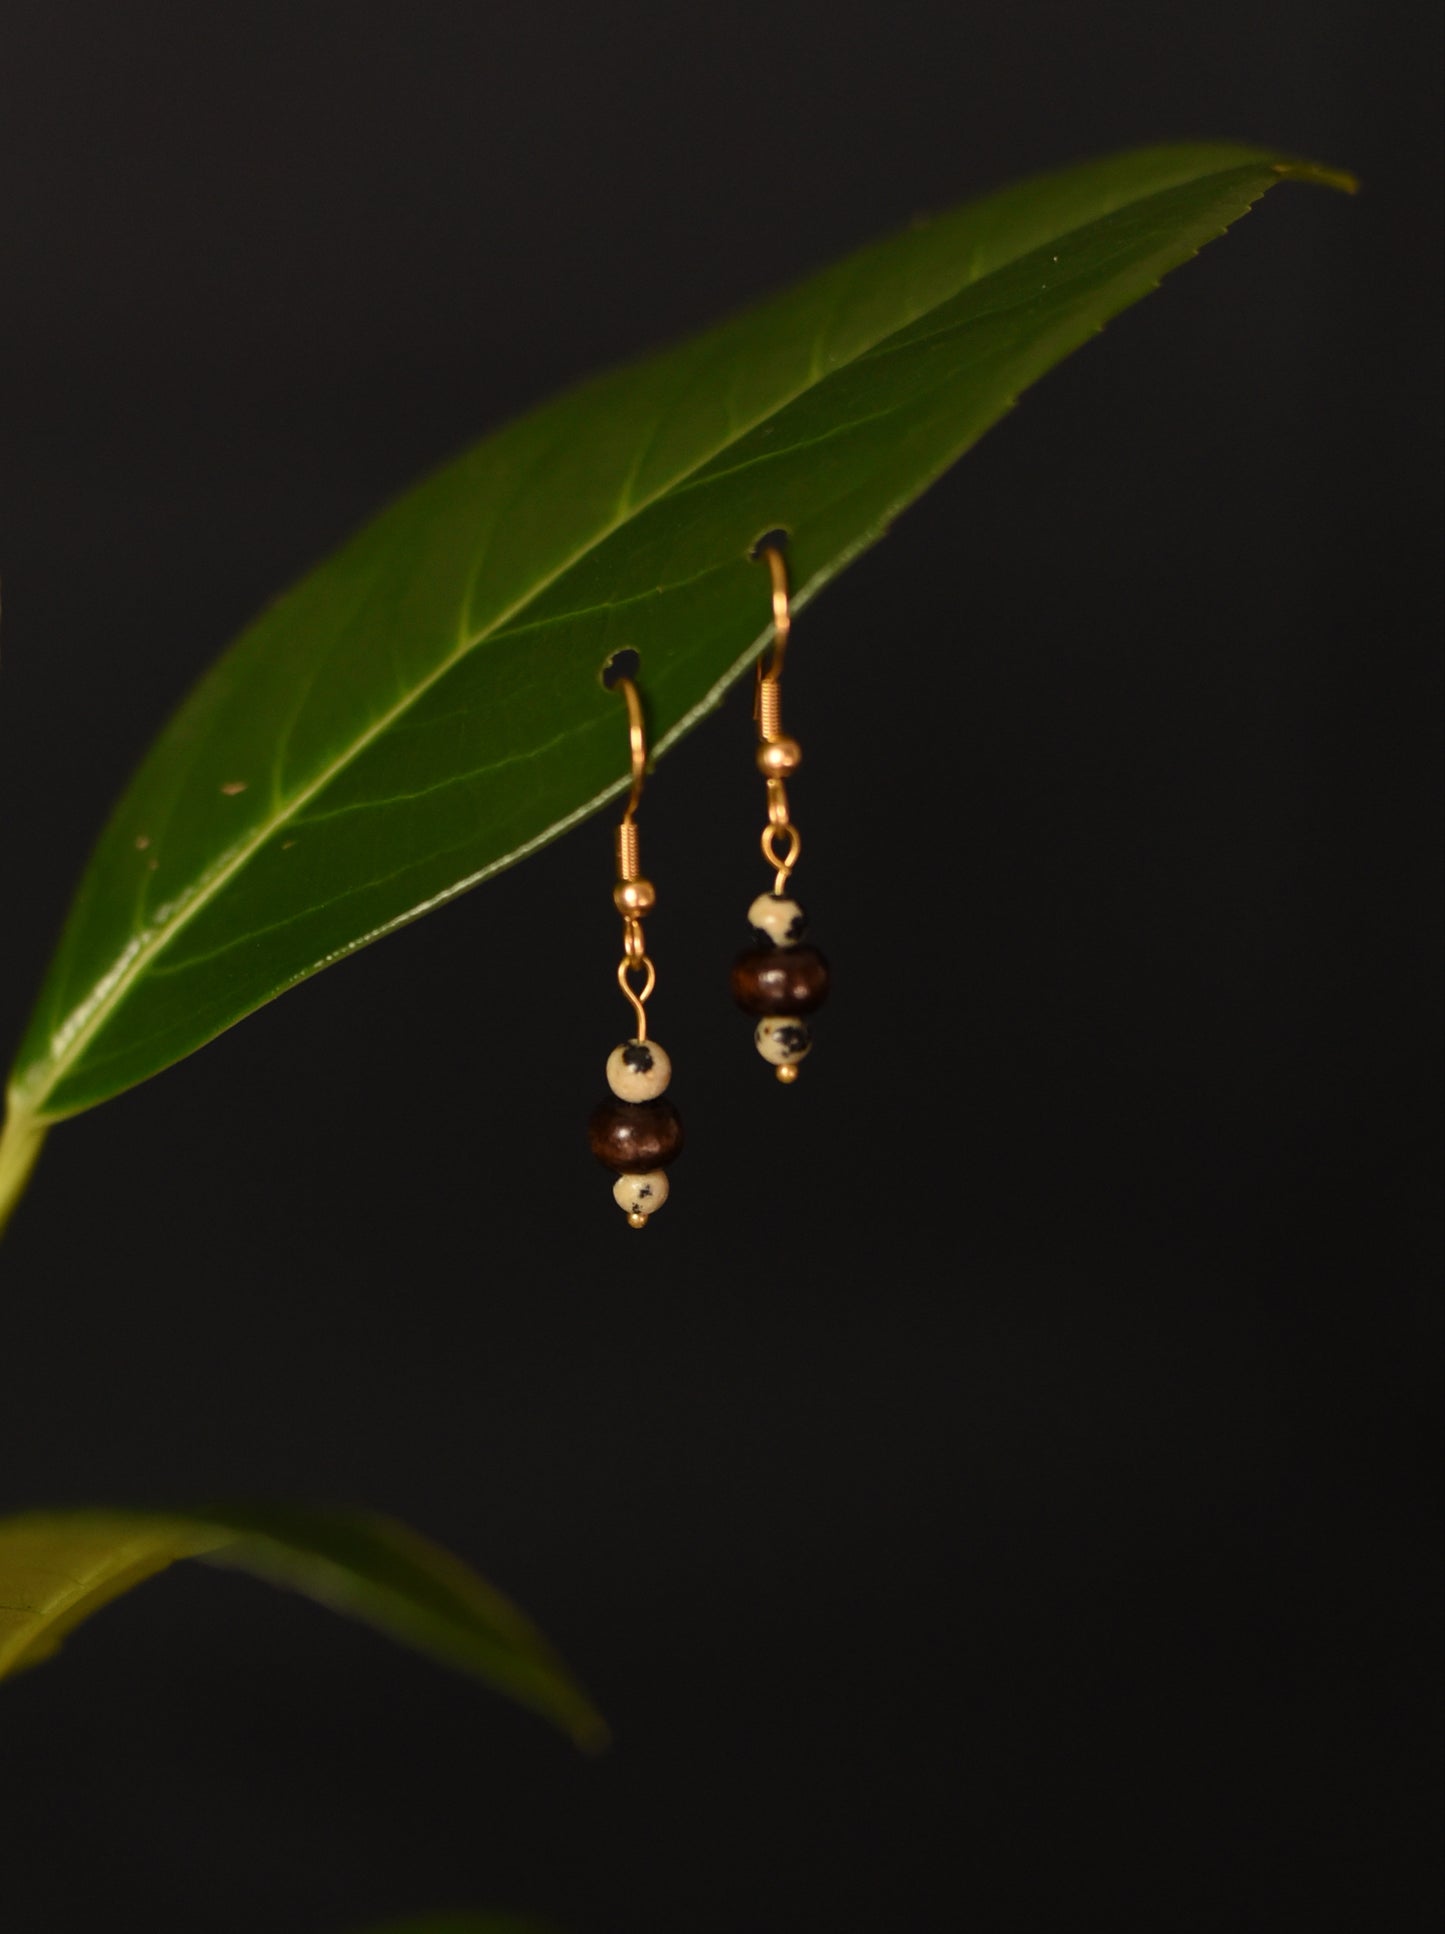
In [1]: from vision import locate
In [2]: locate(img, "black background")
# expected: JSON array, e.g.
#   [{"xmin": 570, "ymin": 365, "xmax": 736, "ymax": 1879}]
[{"xmin": 0, "ymin": 3, "xmax": 1440, "ymax": 1930}]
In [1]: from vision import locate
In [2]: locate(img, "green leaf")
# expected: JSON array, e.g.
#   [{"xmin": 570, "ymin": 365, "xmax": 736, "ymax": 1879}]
[
  {"xmin": 3, "ymin": 144, "xmax": 1351, "ymax": 1141},
  {"xmin": 0, "ymin": 1504, "xmax": 606, "ymax": 1748}
]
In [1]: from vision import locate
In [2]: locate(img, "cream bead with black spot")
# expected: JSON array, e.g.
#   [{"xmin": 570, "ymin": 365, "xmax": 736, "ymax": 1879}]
[
  {"xmin": 613, "ymin": 1169, "xmax": 669, "ymax": 1217},
  {"xmin": 747, "ymin": 892, "xmax": 807, "ymax": 948},
  {"xmin": 606, "ymin": 1037, "xmax": 672, "ymax": 1102},
  {"xmin": 754, "ymin": 1016, "xmax": 812, "ymax": 1066}
]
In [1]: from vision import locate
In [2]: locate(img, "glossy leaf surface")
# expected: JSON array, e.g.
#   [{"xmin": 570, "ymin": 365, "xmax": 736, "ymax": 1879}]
[
  {"xmin": 0, "ymin": 1505, "xmax": 605, "ymax": 1746},
  {"xmin": 7, "ymin": 145, "xmax": 1349, "ymax": 1126}
]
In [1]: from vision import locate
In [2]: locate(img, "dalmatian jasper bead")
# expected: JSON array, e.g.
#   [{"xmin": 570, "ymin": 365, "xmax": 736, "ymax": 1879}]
[
  {"xmin": 754, "ymin": 1015, "xmax": 812, "ymax": 1067},
  {"xmin": 613, "ymin": 1169, "xmax": 670, "ymax": 1218},
  {"xmin": 606, "ymin": 1037, "xmax": 672, "ymax": 1102},
  {"xmin": 747, "ymin": 892, "xmax": 807, "ymax": 949}
]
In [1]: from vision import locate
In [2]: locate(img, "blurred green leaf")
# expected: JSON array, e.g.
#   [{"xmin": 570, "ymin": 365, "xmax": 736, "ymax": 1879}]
[
  {"xmin": 0, "ymin": 1504, "xmax": 605, "ymax": 1748},
  {"xmin": 2, "ymin": 145, "xmax": 1350, "ymax": 1180}
]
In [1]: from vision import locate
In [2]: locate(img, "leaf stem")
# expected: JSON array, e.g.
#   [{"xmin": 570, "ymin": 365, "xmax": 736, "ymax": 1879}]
[{"xmin": 0, "ymin": 1107, "xmax": 48, "ymax": 1242}]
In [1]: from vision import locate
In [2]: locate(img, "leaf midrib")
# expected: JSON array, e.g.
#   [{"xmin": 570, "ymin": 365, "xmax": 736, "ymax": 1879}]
[{"xmin": 19, "ymin": 158, "xmax": 1260, "ymax": 1118}]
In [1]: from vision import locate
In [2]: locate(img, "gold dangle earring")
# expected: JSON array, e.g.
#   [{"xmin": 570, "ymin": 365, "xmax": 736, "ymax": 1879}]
[
  {"xmin": 730, "ymin": 536, "xmax": 830, "ymax": 1081},
  {"xmin": 588, "ymin": 660, "xmax": 683, "ymax": 1226}
]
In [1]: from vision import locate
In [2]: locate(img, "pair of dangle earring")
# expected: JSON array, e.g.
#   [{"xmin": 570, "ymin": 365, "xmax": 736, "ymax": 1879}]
[
  {"xmin": 730, "ymin": 537, "xmax": 830, "ymax": 1080},
  {"xmin": 587, "ymin": 540, "xmax": 828, "ymax": 1227}
]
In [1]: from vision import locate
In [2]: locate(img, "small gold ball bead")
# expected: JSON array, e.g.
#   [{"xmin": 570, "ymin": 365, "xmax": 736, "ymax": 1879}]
[
  {"xmin": 775, "ymin": 1063, "xmax": 800, "ymax": 1085},
  {"xmin": 626, "ymin": 1210, "xmax": 649, "ymax": 1229},
  {"xmin": 756, "ymin": 735, "xmax": 803, "ymax": 778},
  {"xmin": 613, "ymin": 877, "xmax": 657, "ymax": 915}
]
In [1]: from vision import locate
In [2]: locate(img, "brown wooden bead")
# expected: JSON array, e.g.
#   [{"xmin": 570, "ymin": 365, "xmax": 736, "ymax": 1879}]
[
  {"xmin": 730, "ymin": 944, "xmax": 830, "ymax": 1016},
  {"xmin": 588, "ymin": 1096, "xmax": 685, "ymax": 1171}
]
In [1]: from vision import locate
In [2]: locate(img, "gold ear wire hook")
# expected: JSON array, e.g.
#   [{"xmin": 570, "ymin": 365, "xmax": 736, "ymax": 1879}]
[
  {"xmin": 747, "ymin": 541, "xmax": 804, "ymax": 895},
  {"xmin": 754, "ymin": 543, "xmax": 791, "ymax": 728},
  {"xmin": 610, "ymin": 671, "xmax": 656, "ymax": 1037},
  {"xmin": 762, "ymin": 543, "xmax": 791, "ymax": 682},
  {"xmin": 612, "ymin": 672, "xmax": 647, "ymax": 882},
  {"xmin": 617, "ymin": 673, "xmax": 647, "ymax": 820}
]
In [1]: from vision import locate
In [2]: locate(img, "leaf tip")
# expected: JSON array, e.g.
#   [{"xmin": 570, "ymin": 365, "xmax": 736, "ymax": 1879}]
[
  {"xmin": 0, "ymin": 1106, "xmax": 49, "ymax": 1242},
  {"xmin": 1271, "ymin": 157, "xmax": 1359, "ymax": 196}
]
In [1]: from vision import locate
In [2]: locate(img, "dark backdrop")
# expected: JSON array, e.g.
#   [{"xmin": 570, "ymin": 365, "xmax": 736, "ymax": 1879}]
[{"xmin": 1, "ymin": 4, "xmax": 1439, "ymax": 1930}]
